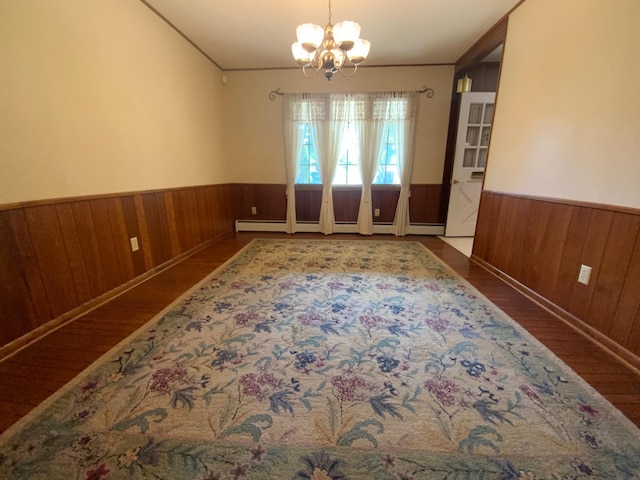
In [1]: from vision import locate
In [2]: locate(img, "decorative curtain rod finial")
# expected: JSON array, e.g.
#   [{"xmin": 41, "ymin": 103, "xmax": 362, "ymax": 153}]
[
  {"xmin": 269, "ymin": 88, "xmax": 284, "ymax": 101},
  {"xmin": 418, "ymin": 85, "xmax": 434, "ymax": 98}
]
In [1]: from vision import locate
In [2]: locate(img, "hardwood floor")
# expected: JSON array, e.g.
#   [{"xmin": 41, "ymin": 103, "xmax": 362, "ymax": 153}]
[{"xmin": 1, "ymin": 232, "xmax": 639, "ymax": 434}]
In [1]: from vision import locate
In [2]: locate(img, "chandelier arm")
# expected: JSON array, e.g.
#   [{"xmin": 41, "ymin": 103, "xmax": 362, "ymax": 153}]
[
  {"xmin": 301, "ymin": 65, "xmax": 320, "ymax": 79},
  {"xmin": 337, "ymin": 62, "xmax": 358, "ymax": 78},
  {"xmin": 309, "ymin": 52, "xmax": 323, "ymax": 71}
]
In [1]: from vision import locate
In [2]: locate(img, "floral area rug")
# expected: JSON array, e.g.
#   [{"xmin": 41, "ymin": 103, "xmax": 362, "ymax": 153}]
[{"xmin": 1, "ymin": 239, "xmax": 639, "ymax": 479}]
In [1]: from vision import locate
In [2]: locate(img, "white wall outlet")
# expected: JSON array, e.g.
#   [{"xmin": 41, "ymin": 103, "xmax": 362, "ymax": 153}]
[
  {"xmin": 251, "ymin": 206, "xmax": 257, "ymax": 215},
  {"xmin": 578, "ymin": 264, "xmax": 592, "ymax": 285},
  {"xmin": 130, "ymin": 236, "xmax": 140, "ymax": 252},
  {"xmin": 374, "ymin": 208, "xmax": 380, "ymax": 217}
]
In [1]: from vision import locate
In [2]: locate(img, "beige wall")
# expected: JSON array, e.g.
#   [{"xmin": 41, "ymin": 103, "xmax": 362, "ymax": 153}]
[
  {"xmin": 0, "ymin": 0, "xmax": 227, "ymax": 205},
  {"xmin": 484, "ymin": 0, "xmax": 640, "ymax": 209},
  {"xmin": 221, "ymin": 66, "xmax": 454, "ymax": 184},
  {"xmin": 1, "ymin": 2, "xmax": 453, "ymax": 204}
]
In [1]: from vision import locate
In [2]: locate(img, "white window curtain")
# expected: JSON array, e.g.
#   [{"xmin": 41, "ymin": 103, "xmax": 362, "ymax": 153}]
[
  {"xmin": 283, "ymin": 94, "xmax": 327, "ymax": 234},
  {"xmin": 283, "ymin": 94, "xmax": 302, "ymax": 234},
  {"xmin": 319, "ymin": 94, "xmax": 350, "ymax": 234},
  {"xmin": 284, "ymin": 91, "xmax": 420, "ymax": 236},
  {"xmin": 355, "ymin": 93, "xmax": 393, "ymax": 235},
  {"xmin": 391, "ymin": 92, "xmax": 420, "ymax": 236}
]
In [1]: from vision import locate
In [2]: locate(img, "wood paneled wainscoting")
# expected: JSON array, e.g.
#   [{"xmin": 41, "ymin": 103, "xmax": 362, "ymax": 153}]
[
  {"xmin": 473, "ymin": 190, "xmax": 640, "ymax": 368},
  {"xmin": 0, "ymin": 185, "xmax": 235, "ymax": 356},
  {"xmin": 231, "ymin": 183, "xmax": 443, "ymax": 224}
]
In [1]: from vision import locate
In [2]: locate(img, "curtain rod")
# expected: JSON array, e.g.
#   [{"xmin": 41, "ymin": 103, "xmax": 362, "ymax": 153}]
[{"xmin": 268, "ymin": 85, "xmax": 434, "ymax": 101}]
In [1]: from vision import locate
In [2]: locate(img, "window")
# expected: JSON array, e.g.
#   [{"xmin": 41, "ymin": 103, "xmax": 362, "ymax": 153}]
[
  {"xmin": 291, "ymin": 94, "xmax": 410, "ymax": 187},
  {"xmin": 284, "ymin": 90, "xmax": 418, "ymax": 235},
  {"xmin": 295, "ymin": 123, "xmax": 321, "ymax": 184},
  {"xmin": 295, "ymin": 115, "xmax": 400, "ymax": 186}
]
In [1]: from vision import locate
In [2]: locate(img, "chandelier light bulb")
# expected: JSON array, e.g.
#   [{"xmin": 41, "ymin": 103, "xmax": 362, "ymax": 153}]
[
  {"xmin": 292, "ymin": 42, "xmax": 312, "ymax": 66},
  {"xmin": 296, "ymin": 24, "xmax": 324, "ymax": 52},
  {"xmin": 333, "ymin": 21, "xmax": 360, "ymax": 50},
  {"xmin": 347, "ymin": 39, "xmax": 370, "ymax": 64}
]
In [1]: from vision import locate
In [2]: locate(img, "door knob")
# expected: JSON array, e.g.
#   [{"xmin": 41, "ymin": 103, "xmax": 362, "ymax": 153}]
[{"xmin": 452, "ymin": 179, "xmax": 460, "ymax": 184}]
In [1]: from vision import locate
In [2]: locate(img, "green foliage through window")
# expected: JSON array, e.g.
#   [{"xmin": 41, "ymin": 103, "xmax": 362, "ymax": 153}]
[{"xmin": 295, "ymin": 124, "xmax": 321, "ymax": 184}]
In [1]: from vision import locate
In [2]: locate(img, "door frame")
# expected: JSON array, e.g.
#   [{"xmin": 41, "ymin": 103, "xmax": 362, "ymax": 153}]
[
  {"xmin": 445, "ymin": 92, "xmax": 496, "ymax": 237},
  {"xmin": 438, "ymin": 17, "xmax": 508, "ymax": 226}
]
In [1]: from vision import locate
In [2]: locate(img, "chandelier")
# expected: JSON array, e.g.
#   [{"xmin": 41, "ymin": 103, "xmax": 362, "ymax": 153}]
[{"xmin": 291, "ymin": 0, "xmax": 370, "ymax": 81}]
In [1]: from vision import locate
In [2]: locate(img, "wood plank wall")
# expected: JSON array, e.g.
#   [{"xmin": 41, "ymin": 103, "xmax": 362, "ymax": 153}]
[
  {"xmin": 474, "ymin": 190, "xmax": 640, "ymax": 361},
  {"xmin": 231, "ymin": 184, "xmax": 442, "ymax": 224},
  {"xmin": 0, "ymin": 185, "xmax": 234, "ymax": 349},
  {"xmin": 1, "ymin": 182, "xmax": 442, "ymax": 352}
]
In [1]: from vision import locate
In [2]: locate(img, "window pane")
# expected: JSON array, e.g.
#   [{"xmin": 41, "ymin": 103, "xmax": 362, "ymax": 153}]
[
  {"xmin": 334, "ymin": 122, "xmax": 361, "ymax": 185},
  {"xmin": 465, "ymin": 126, "xmax": 480, "ymax": 146},
  {"xmin": 468, "ymin": 104, "xmax": 483, "ymax": 124},
  {"xmin": 481, "ymin": 126, "xmax": 491, "ymax": 146},
  {"xmin": 333, "ymin": 164, "xmax": 346, "ymax": 185},
  {"xmin": 477, "ymin": 148, "xmax": 487, "ymax": 168},
  {"xmin": 483, "ymin": 103, "xmax": 494, "ymax": 123},
  {"xmin": 295, "ymin": 123, "xmax": 321, "ymax": 184},
  {"xmin": 374, "ymin": 164, "xmax": 399, "ymax": 184},
  {"xmin": 373, "ymin": 123, "xmax": 400, "ymax": 185},
  {"xmin": 463, "ymin": 148, "xmax": 476, "ymax": 167}
]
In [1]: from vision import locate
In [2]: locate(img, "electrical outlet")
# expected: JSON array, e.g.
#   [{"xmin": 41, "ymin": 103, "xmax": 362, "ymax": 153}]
[
  {"xmin": 374, "ymin": 208, "xmax": 380, "ymax": 217},
  {"xmin": 578, "ymin": 264, "xmax": 592, "ymax": 285},
  {"xmin": 130, "ymin": 236, "xmax": 139, "ymax": 252},
  {"xmin": 251, "ymin": 206, "xmax": 257, "ymax": 215}
]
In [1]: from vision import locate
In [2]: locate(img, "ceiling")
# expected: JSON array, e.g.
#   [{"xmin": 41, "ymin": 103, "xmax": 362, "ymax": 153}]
[{"xmin": 142, "ymin": 0, "xmax": 521, "ymax": 71}]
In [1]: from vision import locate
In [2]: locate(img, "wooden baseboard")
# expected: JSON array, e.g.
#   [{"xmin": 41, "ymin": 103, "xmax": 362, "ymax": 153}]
[
  {"xmin": 471, "ymin": 254, "xmax": 640, "ymax": 374},
  {"xmin": 0, "ymin": 233, "xmax": 231, "ymax": 362}
]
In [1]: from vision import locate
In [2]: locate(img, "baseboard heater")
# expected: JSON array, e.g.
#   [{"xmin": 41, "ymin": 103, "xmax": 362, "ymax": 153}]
[{"xmin": 235, "ymin": 220, "xmax": 445, "ymax": 235}]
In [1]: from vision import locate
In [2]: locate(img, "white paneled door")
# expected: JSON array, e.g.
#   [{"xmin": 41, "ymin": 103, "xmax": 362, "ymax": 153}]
[{"xmin": 445, "ymin": 92, "xmax": 496, "ymax": 237}]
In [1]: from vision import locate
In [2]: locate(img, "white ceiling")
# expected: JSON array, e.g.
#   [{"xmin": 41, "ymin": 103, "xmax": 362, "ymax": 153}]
[{"xmin": 143, "ymin": 0, "xmax": 521, "ymax": 70}]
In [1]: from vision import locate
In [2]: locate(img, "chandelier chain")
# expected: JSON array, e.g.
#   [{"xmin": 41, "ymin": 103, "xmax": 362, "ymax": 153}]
[{"xmin": 327, "ymin": 0, "xmax": 332, "ymax": 24}]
